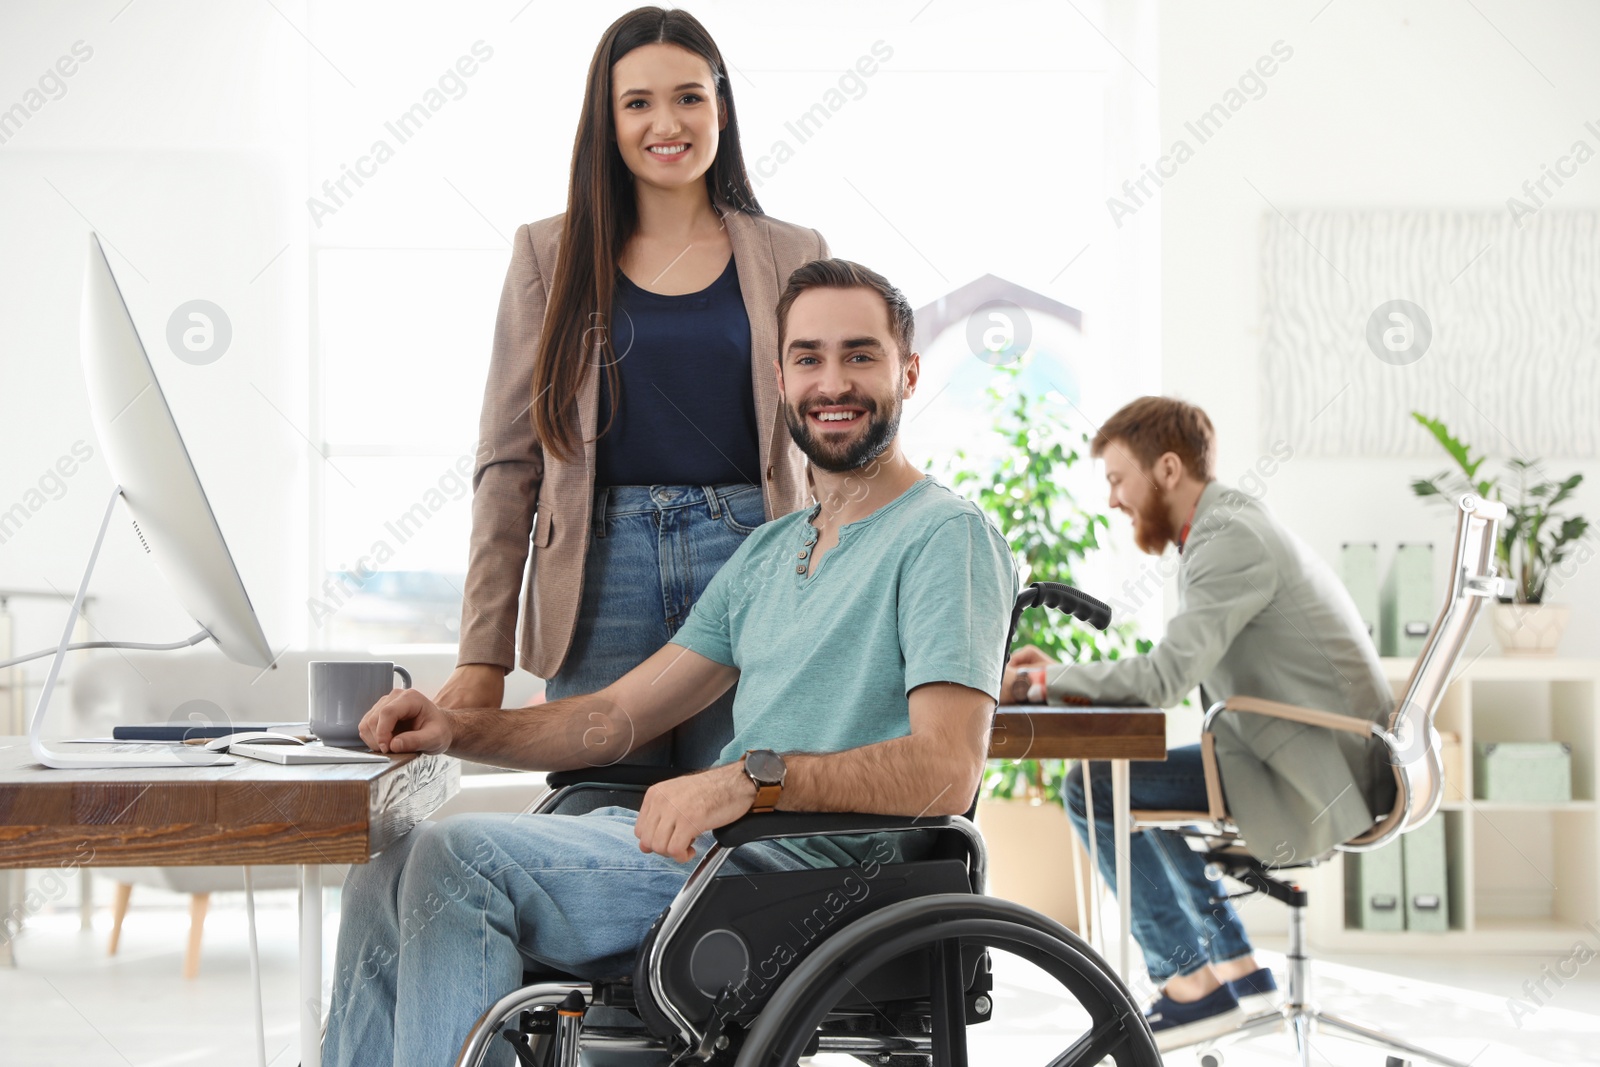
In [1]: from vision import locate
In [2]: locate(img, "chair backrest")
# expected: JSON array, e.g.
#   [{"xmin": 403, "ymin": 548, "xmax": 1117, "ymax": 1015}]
[{"xmin": 1343, "ymin": 495, "xmax": 1506, "ymax": 851}]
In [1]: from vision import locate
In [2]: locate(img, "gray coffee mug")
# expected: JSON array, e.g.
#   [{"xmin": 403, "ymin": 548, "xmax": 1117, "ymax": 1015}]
[{"xmin": 309, "ymin": 661, "xmax": 412, "ymax": 748}]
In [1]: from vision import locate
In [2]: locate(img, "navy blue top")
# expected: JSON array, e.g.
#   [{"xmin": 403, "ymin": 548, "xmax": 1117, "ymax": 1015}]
[{"xmin": 595, "ymin": 255, "xmax": 761, "ymax": 487}]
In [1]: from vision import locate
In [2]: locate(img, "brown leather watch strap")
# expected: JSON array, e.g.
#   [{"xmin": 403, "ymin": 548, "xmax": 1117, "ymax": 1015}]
[{"xmin": 751, "ymin": 782, "xmax": 781, "ymax": 813}]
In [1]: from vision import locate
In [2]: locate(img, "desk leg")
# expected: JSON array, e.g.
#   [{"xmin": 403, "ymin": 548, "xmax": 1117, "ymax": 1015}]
[
  {"xmin": 301, "ymin": 864, "xmax": 322, "ymax": 1067},
  {"xmin": 1081, "ymin": 761, "xmax": 1105, "ymax": 959},
  {"xmin": 1111, "ymin": 759, "xmax": 1132, "ymax": 983},
  {"xmin": 245, "ymin": 867, "xmax": 267, "ymax": 1067},
  {"xmin": 0, "ymin": 871, "xmax": 18, "ymax": 966}
]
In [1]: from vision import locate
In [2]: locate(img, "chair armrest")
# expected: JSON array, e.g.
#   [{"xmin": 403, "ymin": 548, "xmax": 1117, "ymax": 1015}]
[
  {"xmin": 1129, "ymin": 809, "xmax": 1216, "ymax": 824},
  {"xmin": 1194, "ymin": 696, "xmax": 1382, "ymax": 830},
  {"xmin": 543, "ymin": 765, "xmax": 692, "ymax": 790},
  {"xmin": 1206, "ymin": 695, "xmax": 1379, "ymax": 736},
  {"xmin": 713, "ymin": 812, "xmax": 952, "ymax": 848}
]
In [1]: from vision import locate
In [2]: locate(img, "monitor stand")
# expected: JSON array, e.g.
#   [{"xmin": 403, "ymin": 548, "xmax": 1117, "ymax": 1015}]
[{"xmin": 28, "ymin": 485, "xmax": 233, "ymax": 769}]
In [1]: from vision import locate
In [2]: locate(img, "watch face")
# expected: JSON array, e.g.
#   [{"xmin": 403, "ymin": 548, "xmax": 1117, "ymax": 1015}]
[{"xmin": 746, "ymin": 749, "xmax": 785, "ymax": 784}]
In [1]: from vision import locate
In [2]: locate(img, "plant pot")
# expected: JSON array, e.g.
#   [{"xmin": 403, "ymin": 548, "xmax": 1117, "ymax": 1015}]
[
  {"xmin": 974, "ymin": 796, "xmax": 1091, "ymax": 935},
  {"xmin": 1492, "ymin": 602, "xmax": 1572, "ymax": 656}
]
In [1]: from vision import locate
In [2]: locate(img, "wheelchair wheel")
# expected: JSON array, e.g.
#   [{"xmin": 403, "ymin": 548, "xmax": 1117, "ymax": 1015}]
[{"xmin": 734, "ymin": 893, "xmax": 1160, "ymax": 1067}]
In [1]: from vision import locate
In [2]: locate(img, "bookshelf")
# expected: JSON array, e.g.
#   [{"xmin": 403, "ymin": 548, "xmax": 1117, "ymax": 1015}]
[{"xmin": 1306, "ymin": 656, "xmax": 1600, "ymax": 953}]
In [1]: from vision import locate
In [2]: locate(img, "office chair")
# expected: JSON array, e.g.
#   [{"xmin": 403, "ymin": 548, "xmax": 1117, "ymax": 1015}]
[
  {"xmin": 449, "ymin": 582, "xmax": 1164, "ymax": 1067},
  {"xmin": 1129, "ymin": 494, "xmax": 1508, "ymax": 1067}
]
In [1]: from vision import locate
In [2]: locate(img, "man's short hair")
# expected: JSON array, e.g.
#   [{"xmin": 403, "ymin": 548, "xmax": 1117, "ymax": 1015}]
[
  {"xmin": 776, "ymin": 258, "xmax": 915, "ymax": 366},
  {"xmin": 1091, "ymin": 396, "xmax": 1217, "ymax": 481}
]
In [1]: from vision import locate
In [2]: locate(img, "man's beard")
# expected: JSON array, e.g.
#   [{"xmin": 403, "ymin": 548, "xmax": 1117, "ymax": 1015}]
[
  {"xmin": 1131, "ymin": 482, "xmax": 1180, "ymax": 554},
  {"xmin": 782, "ymin": 390, "xmax": 901, "ymax": 474}
]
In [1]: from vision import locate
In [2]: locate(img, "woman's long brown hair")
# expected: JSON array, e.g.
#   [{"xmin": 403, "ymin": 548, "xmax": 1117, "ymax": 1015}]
[{"xmin": 531, "ymin": 6, "xmax": 763, "ymax": 463}]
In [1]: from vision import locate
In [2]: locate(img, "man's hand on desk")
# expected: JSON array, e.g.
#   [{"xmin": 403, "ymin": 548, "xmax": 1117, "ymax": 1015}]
[
  {"xmin": 1003, "ymin": 648, "xmax": 1094, "ymax": 706},
  {"xmin": 1003, "ymin": 645, "xmax": 1057, "ymax": 705},
  {"xmin": 360, "ymin": 689, "xmax": 455, "ymax": 754}
]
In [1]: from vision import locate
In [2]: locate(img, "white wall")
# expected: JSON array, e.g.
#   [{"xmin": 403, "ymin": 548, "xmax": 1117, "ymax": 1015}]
[
  {"xmin": 0, "ymin": 3, "xmax": 309, "ymax": 689},
  {"xmin": 1158, "ymin": 0, "xmax": 1600, "ymax": 676}
]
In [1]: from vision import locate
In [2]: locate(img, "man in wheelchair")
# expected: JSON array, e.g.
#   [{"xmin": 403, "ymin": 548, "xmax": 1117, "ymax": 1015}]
[{"xmin": 320, "ymin": 259, "xmax": 1020, "ymax": 1067}]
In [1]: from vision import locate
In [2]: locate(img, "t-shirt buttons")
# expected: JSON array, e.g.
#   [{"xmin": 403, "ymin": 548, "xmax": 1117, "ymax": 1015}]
[
  {"xmin": 798, "ymin": 550, "xmax": 808, "ymax": 558},
  {"xmin": 795, "ymin": 564, "xmax": 806, "ymax": 574}
]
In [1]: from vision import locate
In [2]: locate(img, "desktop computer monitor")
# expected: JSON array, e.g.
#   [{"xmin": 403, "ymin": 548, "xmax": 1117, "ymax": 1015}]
[
  {"xmin": 78, "ymin": 233, "xmax": 274, "ymax": 668},
  {"xmin": 27, "ymin": 234, "xmax": 276, "ymax": 768}
]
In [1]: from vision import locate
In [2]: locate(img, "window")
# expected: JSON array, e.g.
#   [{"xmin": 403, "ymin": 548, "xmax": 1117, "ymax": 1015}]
[{"xmin": 313, "ymin": 249, "xmax": 505, "ymax": 650}]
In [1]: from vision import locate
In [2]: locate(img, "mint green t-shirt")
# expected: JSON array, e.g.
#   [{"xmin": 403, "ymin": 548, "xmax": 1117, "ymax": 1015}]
[{"xmin": 668, "ymin": 475, "xmax": 1016, "ymax": 862}]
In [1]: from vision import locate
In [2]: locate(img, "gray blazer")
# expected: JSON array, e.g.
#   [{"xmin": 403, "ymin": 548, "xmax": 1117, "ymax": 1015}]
[{"xmin": 1046, "ymin": 481, "xmax": 1394, "ymax": 861}]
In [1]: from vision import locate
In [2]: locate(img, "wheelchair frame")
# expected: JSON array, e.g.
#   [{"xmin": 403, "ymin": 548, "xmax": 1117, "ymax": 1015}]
[{"xmin": 448, "ymin": 583, "xmax": 1162, "ymax": 1067}]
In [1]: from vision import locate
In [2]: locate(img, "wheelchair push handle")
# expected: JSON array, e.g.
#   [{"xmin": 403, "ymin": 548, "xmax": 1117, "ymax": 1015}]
[
  {"xmin": 1017, "ymin": 581, "xmax": 1113, "ymax": 630},
  {"xmin": 1003, "ymin": 581, "xmax": 1113, "ymax": 664}
]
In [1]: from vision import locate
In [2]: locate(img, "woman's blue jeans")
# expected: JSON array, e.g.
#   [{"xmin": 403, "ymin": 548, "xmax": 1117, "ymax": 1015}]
[
  {"xmin": 1065, "ymin": 745, "xmax": 1254, "ymax": 983},
  {"xmin": 322, "ymin": 483, "xmax": 772, "ymax": 1066},
  {"xmin": 546, "ymin": 482, "xmax": 767, "ymax": 768}
]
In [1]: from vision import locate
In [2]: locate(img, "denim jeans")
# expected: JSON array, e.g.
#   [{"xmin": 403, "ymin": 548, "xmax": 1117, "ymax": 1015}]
[
  {"xmin": 322, "ymin": 805, "xmax": 812, "ymax": 1067},
  {"xmin": 545, "ymin": 482, "xmax": 767, "ymax": 769},
  {"xmin": 1064, "ymin": 745, "xmax": 1254, "ymax": 983},
  {"xmin": 321, "ymin": 485, "xmax": 773, "ymax": 1066}
]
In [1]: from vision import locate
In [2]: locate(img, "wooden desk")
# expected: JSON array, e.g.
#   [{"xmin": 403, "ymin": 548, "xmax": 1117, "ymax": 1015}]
[
  {"xmin": 0, "ymin": 708, "xmax": 1164, "ymax": 1052},
  {"xmin": 0, "ymin": 737, "xmax": 458, "ymax": 1067},
  {"xmin": 990, "ymin": 705, "xmax": 1166, "ymax": 761},
  {"xmin": 990, "ymin": 705, "xmax": 1167, "ymax": 980}
]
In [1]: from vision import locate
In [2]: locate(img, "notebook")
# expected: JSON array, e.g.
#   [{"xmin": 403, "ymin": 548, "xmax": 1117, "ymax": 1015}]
[{"xmin": 226, "ymin": 739, "xmax": 390, "ymax": 765}]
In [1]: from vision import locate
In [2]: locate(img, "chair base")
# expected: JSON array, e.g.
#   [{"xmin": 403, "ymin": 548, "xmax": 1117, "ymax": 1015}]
[
  {"xmin": 1180, "ymin": 1002, "xmax": 1475, "ymax": 1067},
  {"xmin": 1160, "ymin": 850, "xmax": 1476, "ymax": 1067}
]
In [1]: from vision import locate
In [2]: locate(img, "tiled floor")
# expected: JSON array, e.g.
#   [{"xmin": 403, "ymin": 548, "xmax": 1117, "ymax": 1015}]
[{"xmin": 1, "ymin": 881, "xmax": 1595, "ymax": 1065}]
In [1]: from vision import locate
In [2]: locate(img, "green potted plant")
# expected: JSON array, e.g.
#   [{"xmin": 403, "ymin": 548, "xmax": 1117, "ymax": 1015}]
[
  {"xmin": 937, "ymin": 367, "xmax": 1151, "ymax": 928},
  {"xmin": 1410, "ymin": 412, "xmax": 1590, "ymax": 655}
]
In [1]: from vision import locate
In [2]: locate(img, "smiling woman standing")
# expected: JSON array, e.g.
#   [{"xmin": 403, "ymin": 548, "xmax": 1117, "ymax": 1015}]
[{"xmin": 435, "ymin": 7, "xmax": 829, "ymax": 767}]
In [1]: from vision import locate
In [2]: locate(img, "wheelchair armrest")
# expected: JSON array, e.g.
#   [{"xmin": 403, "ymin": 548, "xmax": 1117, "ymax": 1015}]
[
  {"xmin": 713, "ymin": 811, "xmax": 952, "ymax": 848},
  {"xmin": 544, "ymin": 765, "xmax": 694, "ymax": 790}
]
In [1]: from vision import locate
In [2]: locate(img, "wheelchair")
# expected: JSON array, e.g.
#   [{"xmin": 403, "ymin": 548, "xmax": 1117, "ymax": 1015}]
[{"xmin": 451, "ymin": 583, "xmax": 1162, "ymax": 1067}]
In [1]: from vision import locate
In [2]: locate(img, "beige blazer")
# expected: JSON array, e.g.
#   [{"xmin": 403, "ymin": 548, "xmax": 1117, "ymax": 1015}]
[{"xmin": 458, "ymin": 207, "xmax": 831, "ymax": 680}]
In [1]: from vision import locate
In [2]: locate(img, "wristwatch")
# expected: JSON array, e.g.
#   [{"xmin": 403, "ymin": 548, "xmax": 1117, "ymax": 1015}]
[{"xmin": 742, "ymin": 749, "xmax": 786, "ymax": 813}]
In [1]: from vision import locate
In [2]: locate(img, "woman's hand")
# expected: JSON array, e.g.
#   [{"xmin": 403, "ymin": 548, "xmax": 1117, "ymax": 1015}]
[{"xmin": 435, "ymin": 663, "xmax": 506, "ymax": 710}]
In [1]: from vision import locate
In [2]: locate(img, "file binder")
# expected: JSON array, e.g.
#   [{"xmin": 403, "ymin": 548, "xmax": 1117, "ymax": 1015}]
[
  {"xmin": 1344, "ymin": 838, "xmax": 1405, "ymax": 931},
  {"xmin": 1382, "ymin": 542, "xmax": 1433, "ymax": 658},
  {"xmin": 1401, "ymin": 817, "xmax": 1450, "ymax": 932},
  {"xmin": 1340, "ymin": 542, "xmax": 1381, "ymax": 645}
]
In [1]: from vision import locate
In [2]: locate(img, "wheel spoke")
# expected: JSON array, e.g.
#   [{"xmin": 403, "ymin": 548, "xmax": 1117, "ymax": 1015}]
[
  {"xmin": 733, "ymin": 895, "xmax": 1161, "ymax": 1067},
  {"xmin": 929, "ymin": 938, "xmax": 969, "ymax": 1067},
  {"xmin": 1049, "ymin": 1011, "xmax": 1134, "ymax": 1067}
]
